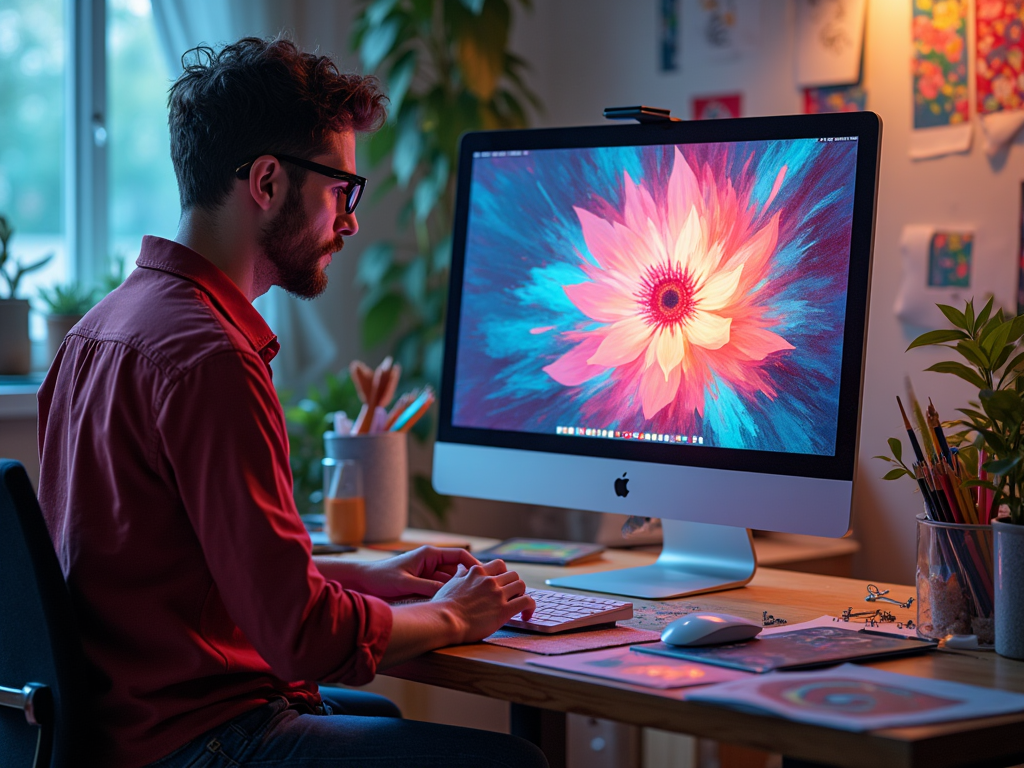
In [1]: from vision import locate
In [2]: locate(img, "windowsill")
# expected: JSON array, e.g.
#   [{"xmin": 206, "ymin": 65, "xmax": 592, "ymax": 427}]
[{"xmin": 0, "ymin": 374, "xmax": 42, "ymax": 419}]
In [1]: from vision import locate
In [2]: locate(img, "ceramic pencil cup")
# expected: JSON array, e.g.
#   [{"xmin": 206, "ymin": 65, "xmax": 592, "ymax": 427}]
[{"xmin": 323, "ymin": 431, "xmax": 408, "ymax": 543}]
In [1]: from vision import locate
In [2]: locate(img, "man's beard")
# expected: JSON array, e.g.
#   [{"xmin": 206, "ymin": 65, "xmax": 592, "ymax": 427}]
[{"xmin": 258, "ymin": 182, "xmax": 344, "ymax": 299}]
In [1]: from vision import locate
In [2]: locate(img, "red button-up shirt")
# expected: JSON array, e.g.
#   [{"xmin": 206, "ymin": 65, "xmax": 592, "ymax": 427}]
[{"xmin": 37, "ymin": 236, "xmax": 393, "ymax": 768}]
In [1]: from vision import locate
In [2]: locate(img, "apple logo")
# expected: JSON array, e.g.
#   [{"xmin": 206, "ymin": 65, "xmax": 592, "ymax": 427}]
[{"xmin": 614, "ymin": 472, "xmax": 629, "ymax": 498}]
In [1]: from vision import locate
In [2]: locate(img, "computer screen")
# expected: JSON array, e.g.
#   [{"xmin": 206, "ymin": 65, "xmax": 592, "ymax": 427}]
[{"xmin": 433, "ymin": 113, "xmax": 880, "ymax": 597}]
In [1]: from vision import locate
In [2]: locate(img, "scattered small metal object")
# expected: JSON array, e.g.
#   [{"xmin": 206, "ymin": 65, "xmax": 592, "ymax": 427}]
[
  {"xmin": 838, "ymin": 607, "xmax": 897, "ymax": 623},
  {"xmin": 865, "ymin": 583, "xmax": 914, "ymax": 609},
  {"xmin": 762, "ymin": 611, "xmax": 788, "ymax": 627}
]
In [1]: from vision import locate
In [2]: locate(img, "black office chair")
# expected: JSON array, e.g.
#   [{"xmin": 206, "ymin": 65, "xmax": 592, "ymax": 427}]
[{"xmin": 0, "ymin": 459, "xmax": 88, "ymax": 767}]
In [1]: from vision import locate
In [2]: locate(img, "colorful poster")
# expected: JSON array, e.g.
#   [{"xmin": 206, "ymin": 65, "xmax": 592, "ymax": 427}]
[
  {"xmin": 976, "ymin": 0, "xmax": 1024, "ymax": 155},
  {"xmin": 895, "ymin": 225, "xmax": 974, "ymax": 327},
  {"xmin": 795, "ymin": 0, "xmax": 867, "ymax": 87},
  {"xmin": 803, "ymin": 84, "xmax": 867, "ymax": 113},
  {"xmin": 692, "ymin": 93, "xmax": 742, "ymax": 119},
  {"xmin": 1019, "ymin": 183, "xmax": 1024, "ymax": 316},
  {"xmin": 928, "ymin": 231, "xmax": 973, "ymax": 288},
  {"xmin": 688, "ymin": 0, "xmax": 761, "ymax": 63},
  {"xmin": 660, "ymin": 0, "xmax": 680, "ymax": 72},
  {"xmin": 527, "ymin": 646, "xmax": 748, "ymax": 689},
  {"xmin": 910, "ymin": 0, "xmax": 971, "ymax": 159}
]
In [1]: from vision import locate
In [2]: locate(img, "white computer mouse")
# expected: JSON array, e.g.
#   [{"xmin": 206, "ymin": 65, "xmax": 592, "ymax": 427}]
[{"xmin": 660, "ymin": 612, "xmax": 763, "ymax": 647}]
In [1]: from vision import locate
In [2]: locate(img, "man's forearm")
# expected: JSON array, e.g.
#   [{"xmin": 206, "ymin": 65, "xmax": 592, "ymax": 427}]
[
  {"xmin": 378, "ymin": 601, "xmax": 463, "ymax": 669},
  {"xmin": 312, "ymin": 555, "xmax": 374, "ymax": 593}
]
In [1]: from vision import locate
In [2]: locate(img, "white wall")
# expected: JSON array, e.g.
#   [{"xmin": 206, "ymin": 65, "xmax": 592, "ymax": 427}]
[{"xmin": 502, "ymin": 0, "xmax": 1023, "ymax": 584}]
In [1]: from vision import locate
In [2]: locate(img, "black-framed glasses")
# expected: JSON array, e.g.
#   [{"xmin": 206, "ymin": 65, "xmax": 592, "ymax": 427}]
[{"xmin": 234, "ymin": 153, "xmax": 366, "ymax": 214}]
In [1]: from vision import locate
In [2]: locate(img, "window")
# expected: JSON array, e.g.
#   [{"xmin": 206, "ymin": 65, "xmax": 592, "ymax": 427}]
[
  {"xmin": 0, "ymin": 0, "xmax": 69, "ymax": 334},
  {"xmin": 0, "ymin": 0, "xmax": 178, "ymax": 347},
  {"xmin": 108, "ymin": 0, "xmax": 179, "ymax": 264}
]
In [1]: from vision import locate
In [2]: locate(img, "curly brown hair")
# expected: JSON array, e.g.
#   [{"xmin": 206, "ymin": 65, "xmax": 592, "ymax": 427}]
[{"xmin": 168, "ymin": 36, "xmax": 388, "ymax": 211}]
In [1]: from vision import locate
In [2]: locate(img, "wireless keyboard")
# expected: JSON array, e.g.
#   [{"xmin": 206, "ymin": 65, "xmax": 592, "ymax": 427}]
[{"xmin": 504, "ymin": 588, "xmax": 633, "ymax": 633}]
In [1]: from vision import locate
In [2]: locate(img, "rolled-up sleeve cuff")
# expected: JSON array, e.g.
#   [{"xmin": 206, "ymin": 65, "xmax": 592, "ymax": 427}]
[{"xmin": 325, "ymin": 592, "xmax": 393, "ymax": 686}]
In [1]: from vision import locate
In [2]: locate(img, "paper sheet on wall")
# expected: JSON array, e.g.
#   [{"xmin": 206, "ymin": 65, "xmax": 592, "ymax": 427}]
[
  {"xmin": 688, "ymin": 0, "xmax": 761, "ymax": 63},
  {"xmin": 692, "ymin": 93, "xmax": 743, "ymax": 120},
  {"xmin": 803, "ymin": 84, "xmax": 867, "ymax": 113},
  {"xmin": 795, "ymin": 0, "xmax": 866, "ymax": 87},
  {"xmin": 910, "ymin": 0, "xmax": 971, "ymax": 160},
  {"xmin": 895, "ymin": 225, "xmax": 974, "ymax": 327},
  {"xmin": 977, "ymin": 0, "xmax": 1024, "ymax": 156}
]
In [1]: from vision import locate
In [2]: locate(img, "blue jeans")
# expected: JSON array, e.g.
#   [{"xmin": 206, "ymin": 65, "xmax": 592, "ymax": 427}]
[{"xmin": 146, "ymin": 686, "xmax": 548, "ymax": 767}]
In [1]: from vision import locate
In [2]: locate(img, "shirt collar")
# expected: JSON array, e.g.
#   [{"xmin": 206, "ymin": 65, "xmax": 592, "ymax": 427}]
[{"xmin": 136, "ymin": 236, "xmax": 280, "ymax": 362}]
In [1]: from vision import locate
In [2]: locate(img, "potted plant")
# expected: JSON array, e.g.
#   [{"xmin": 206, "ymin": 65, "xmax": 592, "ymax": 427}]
[
  {"xmin": 0, "ymin": 214, "xmax": 52, "ymax": 375},
  {"xmin": 37, "ymin": 282, "xmax": 99, "ymax": 362},
  {"xmin": 877, "ymin": 297, "xmax": 1024, "ymax": 657}
]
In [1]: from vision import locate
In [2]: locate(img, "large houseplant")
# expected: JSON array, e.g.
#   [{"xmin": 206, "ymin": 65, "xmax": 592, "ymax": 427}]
[
  {"xmin": 877, "ymin": 297, "xmax": 1024, "ymax": 658},
  {"xmin": 0, "ymin": 214, "xmax": 52, "ymax": 375}
]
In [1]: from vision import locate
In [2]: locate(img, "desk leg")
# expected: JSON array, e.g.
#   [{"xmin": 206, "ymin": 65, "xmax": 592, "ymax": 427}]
[{"xmin": 510, "ymin": 703, "xmax": 566, "ymax": 768}]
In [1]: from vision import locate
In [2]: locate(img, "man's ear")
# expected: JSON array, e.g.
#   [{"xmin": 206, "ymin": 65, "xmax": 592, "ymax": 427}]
[{"xmin": 246, "ymin": 155, "xmax": 287, "ymax": 212}]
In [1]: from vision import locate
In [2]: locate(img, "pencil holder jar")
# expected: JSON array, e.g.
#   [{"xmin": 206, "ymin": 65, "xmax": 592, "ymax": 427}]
[
  {"xmin": 324, "ymin": 431, "xmax": 408, "ymax": 543},
  {"xmin": 915, "ymin": 512, "xmax": 994, "ymax": 646}
]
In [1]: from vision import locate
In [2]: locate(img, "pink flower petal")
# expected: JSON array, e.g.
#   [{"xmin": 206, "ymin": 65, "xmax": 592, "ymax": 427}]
[
  {"xmin": 640, "ymin": 360, "xmax": 681, "ymax": 419},
  {"xmin": 729, "ymin": 325, "xmax": 794, "ymax": 361},
  {"xmin": 575, "ymin": 207, "xmax": 652, "ymax": 277},
  {"xmin": 563, "ymin": 281, "xmax": 636, "ymax": 322},
  {"xmin": 543, "ymin": 335, "xmax": 607, "ymax": 386},
  {"xmin": 696, "ymin": 264, "xmax": 743, "ymax": 312},
  {"xmin": 672, "ymin": 206, "xmax": 705, "ymax": 272},
  {"xmin": 667, "ymin": 149, "xmax": 703, "ymax": 236},
  {"xmin": 684, "ymin": 310, "xmax": 732, "ymax": 350},
  {"xmin": 588, "ymin": 316, "xmax": 654, "ymax": 368},
  {"xmin": 655, "ymin": 326, "xmax": 685, "ymax": 380}
]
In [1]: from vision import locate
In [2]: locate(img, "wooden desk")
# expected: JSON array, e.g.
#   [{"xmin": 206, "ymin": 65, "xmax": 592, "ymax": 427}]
[{"xmin": 379, "ymin": 547, "xmax": 1024, "ymax": 768}]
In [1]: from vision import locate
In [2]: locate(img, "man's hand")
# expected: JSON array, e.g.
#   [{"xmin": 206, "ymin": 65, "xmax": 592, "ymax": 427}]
[
  {"xmin": 379, "ymin": 558, "xmax": 536, "ymax": 668},
  {"xmin": 358, "ymin": 546, "xmax": 481, "ymax": 600},
  {"xmin": 430, "ymin": 559, "xmax": 535, "ymax": 644}
]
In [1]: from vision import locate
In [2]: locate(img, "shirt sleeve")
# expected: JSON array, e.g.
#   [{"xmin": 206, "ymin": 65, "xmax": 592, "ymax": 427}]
[{"xmin": 155, "ymin": 348, "xmax": 392, "ymax": 685}]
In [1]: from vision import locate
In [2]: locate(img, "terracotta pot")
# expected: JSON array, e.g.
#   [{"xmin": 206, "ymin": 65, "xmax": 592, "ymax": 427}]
[
  {"xmin": 994, "ymin": 518, "xmax": 1024, "ymax": 659},
  {"xmin": 46, "ymin": 314, "xmax": 83, "ymax": 362},
  {"xmin": 0, "ymin": 299, "xmax": 31, "ymax": 375}
]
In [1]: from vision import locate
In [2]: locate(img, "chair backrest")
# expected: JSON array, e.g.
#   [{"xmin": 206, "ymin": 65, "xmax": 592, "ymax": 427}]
[{"xmin": 0, "ymin": 460, "xmax": 88, "ymax": 768}]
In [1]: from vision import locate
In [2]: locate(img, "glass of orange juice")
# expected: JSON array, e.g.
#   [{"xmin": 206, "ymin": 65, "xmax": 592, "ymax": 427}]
[{"xmin": 322, "ymin": 458, "xmax": 365, "ymax": 546}]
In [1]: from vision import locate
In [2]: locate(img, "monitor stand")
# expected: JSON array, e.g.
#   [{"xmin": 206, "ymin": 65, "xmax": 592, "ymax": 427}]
[{"xmin": 545, "ymin": 519, "xmax": 756, "ymax": 599}]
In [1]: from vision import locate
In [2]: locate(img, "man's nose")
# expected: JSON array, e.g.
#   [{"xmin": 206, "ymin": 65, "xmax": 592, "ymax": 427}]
[{"xmin": 336, "ymin": 210, "xmax": 358, "ymax": 237}]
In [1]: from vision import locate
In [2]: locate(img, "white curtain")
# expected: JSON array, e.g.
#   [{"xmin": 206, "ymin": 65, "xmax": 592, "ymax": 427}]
[{"xmin": 149, "ymin": 0, "xmax": 357, "ymax": 395}]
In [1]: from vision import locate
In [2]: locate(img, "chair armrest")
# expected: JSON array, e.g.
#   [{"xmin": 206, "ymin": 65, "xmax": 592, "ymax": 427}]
[{"xmin": 0, "ymin": 683, "xmax": 50, "ymax": 725}]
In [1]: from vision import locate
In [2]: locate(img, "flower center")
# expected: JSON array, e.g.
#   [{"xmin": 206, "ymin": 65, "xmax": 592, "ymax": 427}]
[{"xmin": 637, "ymin": 262, "xmax": 696, "ymax": 329}]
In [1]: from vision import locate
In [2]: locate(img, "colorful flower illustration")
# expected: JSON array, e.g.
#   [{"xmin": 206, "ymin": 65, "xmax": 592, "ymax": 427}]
[
  {"xmin": 976, "ymin": 0, "xmax": 1024, "ymax": 115},
  {"xmin": 913, "ymin": 0, "xmax": 969, "ymax": 128},
  {"xmin": 452, "ymin": 140, "xmax": 857, "ymax": 455},
  {"xmin": 542, "ymin": 149, "xmax": 793, "ymax": 421}
]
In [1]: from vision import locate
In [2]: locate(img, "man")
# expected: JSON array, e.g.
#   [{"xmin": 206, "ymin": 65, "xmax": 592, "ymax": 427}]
[{"xmin": 37, "ymin": 37, "xmax": 544, "ymax": 768}]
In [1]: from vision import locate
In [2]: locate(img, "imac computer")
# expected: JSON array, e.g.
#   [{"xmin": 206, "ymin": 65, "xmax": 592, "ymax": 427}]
[{"xmin": 432, "ymin": 112, "xmax": 881, "ymax": 599}]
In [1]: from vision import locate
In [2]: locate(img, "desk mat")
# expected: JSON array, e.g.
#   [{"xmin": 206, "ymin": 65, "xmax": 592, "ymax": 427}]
[{"xmin": 483, "ymin": 625, "xmax": 661, "ymax": 655}]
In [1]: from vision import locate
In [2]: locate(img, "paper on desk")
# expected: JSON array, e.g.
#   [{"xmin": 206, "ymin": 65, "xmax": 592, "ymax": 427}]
[
  {"xmin": 527, "ymin": 646, "xmax": 749, "ymax": 689},
  {"xmin": 761, "ymin": 615, "xmax": 920, "ymax": 639},
  {"xmin": 687, "ymin": 663, "xmax": 1024, "ymax": 731}
]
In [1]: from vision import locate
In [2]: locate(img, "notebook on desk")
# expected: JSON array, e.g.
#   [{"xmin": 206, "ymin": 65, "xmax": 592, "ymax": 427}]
[{"xmin": 633, "ymin": 626, "xmax": 936, "ymax": 673}]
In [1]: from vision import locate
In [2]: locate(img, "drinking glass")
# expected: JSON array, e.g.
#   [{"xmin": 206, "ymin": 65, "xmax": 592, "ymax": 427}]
[{"xmin": 322, "ymin": 458, "xmax": 365, "ymax": 546}]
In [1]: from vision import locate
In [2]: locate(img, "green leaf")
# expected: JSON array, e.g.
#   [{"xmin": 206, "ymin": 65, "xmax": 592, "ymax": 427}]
[
  {"xmin": 883, "ymin": 468, "xmax": 911, "ymax": 481},
  {"xmin": 924, "ymin": 361, "xmax": 989, "ymax": 390},
  {"xmin": 392, "ymin": 107, "xmax": 423, "ymax": 187},
  {"xmin": 887, "ymin": 437, "xmax": 903, "ymax": 463},
  {"xmin": 456, "ymin": 0, "xmax": 510, "ymax": 100},
  {"xmin": 1008, "ymin": 314, "xmax": 1024, "ymax": 344},
  {"xmin": 974, "ymin": 295, "xmax": 995, "ymax": 331},
  {"xmin": 432, "ymin": 235, "xmax": 452, "ymax": 273},
  {"xmin": 362, "ymin": 292, "xmax": 409, "ymax": 348},
  {"xmin": 984, "ymin": 456, "xmax": 1023, "ymax": 475},
  {"xmin": 980, "ymin": 388, "xmax": 1024, "ymax": 425},
  {"xmin": 367, "ymin": 0, "xmax": 402, "ymax": 26},
  {"xmin": 387, "ymin": 49, "xmax": 418, "ymax": 117},
  {"xmin": 356, "ymin": 242, "xmax": 394, "ymax": 288},
  {"xmin": 873, "ymin": 455, "xmax": 896, "ymax": 463},
  {"xmin": 954, "ymin": 339, "xmax": 989, "ymax": 369},
  {"xmin": 964, "ymin": 299, "xmax": 976, "ymax": 334},
  {"xmin": 402, "ymin": 255, "xmax": 427, "ymax": 307},
  {"xmin": 360, "ymin": 17, "xmax": 401, "ymax": 72},
  {"xmin": 937, "ymin": 303, "xmax": 968, "ymax": 331},
  {"xmin": 413, "ymin": 153, "xmax": 450, "ymax": 221},
  {"xmin": 999, "ymin": 350, "xmax": 1024, "ymax": 387},
  {"xmin": 366, "ymin": 120, "xmax": 397, "ymax": 168},
  {"xmin": 423, "ymin": 335, "xmax": 445, "ymax": 384},
  {"xmin": 982, "ymin": 318, "xmax": 1014, "ymax": 358},
  {"xmin": 906, "ymin": 329, "xmax": 968, "ymax": 350},
  {"xmin": 459, "ymin": 0, "xmax": 486, "ymax": 12}
]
